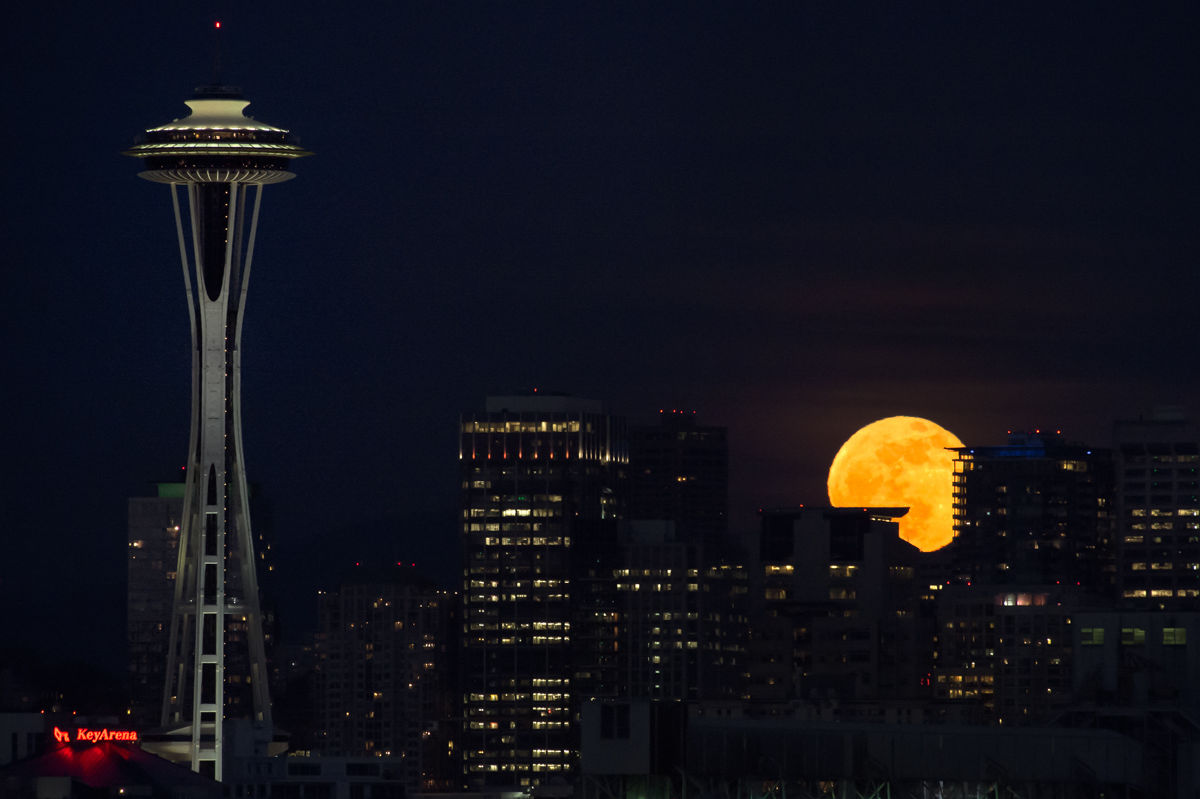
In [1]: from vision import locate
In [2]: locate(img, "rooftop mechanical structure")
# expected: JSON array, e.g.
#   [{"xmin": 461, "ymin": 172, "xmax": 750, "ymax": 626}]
[{"xmin": 125, "ymin": 85, "xmax": 309, "ymax": 780}]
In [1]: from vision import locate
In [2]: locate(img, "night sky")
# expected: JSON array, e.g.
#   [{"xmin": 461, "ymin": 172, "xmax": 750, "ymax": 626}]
[{"xmin": 4, "ymin": 4, "xmax": 1199, "ymax": 673}]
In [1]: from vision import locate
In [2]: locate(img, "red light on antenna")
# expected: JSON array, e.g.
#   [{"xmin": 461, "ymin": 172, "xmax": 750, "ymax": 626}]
[{"xmin": 215, "ymin": 21, "xmax": 222, "ymax": 28}]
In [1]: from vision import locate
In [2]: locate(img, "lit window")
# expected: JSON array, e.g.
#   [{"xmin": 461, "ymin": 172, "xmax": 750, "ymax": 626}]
[{"xmin": 1121, "ymin": 628, "xmax": 1146, "ymax": 645}]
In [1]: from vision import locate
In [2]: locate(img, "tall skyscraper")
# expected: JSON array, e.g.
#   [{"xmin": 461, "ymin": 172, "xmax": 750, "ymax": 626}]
[
  {"xmin": 949, "ymin": 431, "xmax": 1114, "ymax": 592},
  {"xmin": 459, "ymin": 394, "xmax": 627, "ymax": 788},
  {"xmin": 125, "ymin": 84, "xmax": 309, "ymax": 778}
]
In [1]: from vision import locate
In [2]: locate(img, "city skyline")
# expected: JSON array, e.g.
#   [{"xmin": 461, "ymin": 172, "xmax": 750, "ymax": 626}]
[{"xmin": 4, "ymin": 4, "xmax": 1200, "ymax": 669}]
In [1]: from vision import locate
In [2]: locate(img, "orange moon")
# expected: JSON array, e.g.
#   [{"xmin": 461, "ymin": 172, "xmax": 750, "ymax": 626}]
[{"xmin": 827, "ymin": 416, "xmax": 963, "ymax": 552}]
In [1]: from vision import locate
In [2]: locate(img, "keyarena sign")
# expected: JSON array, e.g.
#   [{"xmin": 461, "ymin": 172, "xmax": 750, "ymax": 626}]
[{"xmin": 53, "ymin": 726, "xmax": 139, "ymax": 744}]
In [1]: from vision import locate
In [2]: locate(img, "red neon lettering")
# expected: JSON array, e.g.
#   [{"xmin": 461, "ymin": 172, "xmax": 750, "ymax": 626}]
[{"xmin": 60, "ymin": 727, "xmax": 139, "ymax": 744}]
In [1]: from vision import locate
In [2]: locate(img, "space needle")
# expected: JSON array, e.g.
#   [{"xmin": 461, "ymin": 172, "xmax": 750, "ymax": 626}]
[{"xmin": 125, "ymin": 73, "xmax": 309, "ymax": 779}]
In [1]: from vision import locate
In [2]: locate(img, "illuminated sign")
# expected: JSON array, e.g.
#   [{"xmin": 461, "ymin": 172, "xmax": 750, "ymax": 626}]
[{"xmin": 53, "ymin": 726, "xmax": 139, "ymax": 744}]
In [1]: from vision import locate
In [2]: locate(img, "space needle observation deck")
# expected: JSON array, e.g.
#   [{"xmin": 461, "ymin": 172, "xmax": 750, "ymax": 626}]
[{"xmin": 126, "ymin": 84, "xmax": 309, "ymax": 183}]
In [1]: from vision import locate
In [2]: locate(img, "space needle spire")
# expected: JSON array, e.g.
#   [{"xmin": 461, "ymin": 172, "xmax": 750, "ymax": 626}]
[{"xmin": 125, "ymin": 70, "xmax": 309, "ymax": 779}]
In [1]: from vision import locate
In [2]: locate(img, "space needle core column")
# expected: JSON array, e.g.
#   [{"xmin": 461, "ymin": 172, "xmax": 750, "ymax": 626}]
[{"xmin": 125, "ymin": 85, "xmax": 309, "ymax": 780}]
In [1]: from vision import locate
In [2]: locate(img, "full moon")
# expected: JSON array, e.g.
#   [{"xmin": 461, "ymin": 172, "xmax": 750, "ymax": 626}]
[{"xmin": 827, "ymin": 416, "xmax": 964, "ymax": 552}]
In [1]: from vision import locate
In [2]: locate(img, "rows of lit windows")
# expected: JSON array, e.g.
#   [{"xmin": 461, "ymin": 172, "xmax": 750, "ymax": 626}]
[
  {"xmin": 467, "ymin": 594, "xmax": 569, "ymax": 607},
  {"xmin": 639, "ymin": 641, "xmax": 700, "ymax": 651},
  {"xmin": 465, "ymin": 762, "xmax": 569, "ymax": 774},
  {"xmin": 468, "ymin": 592, "xmax": 569, "ymax": 603},
  {"xmin": 465, "ymin": 692, "xmax": 568, "ymax": 702},
  {"xmin": 532, "ymin": 720, "xmax": 568, "ymax": 730},
  {"xmin": 1122, "ymin": 589, "xmax": 1200, "ymax": 598},
  {"xmin": 471, "ymin": 621, "xmax": 570, "ymax": 631},
  {"xmin": 1130, "ymin": 508, "xmax": 1200, "ymax": 516},
  {"xmin": 616, "ymin": 567, "xmax": 700, "ymax": 577},
  {"xmin": 467, "ymin": 579, "xmax": 566, "ymax": 590},
  {"xmin": 478, "ymin": 536, "xmax": 568, "ymax": 546},
  {"xmin": 467, "ymin": 508, "xmax": 561, "ymax": 519},
  {"xmin": 464, "ymin": 421, "xmax": 585, "ymax": 433},
  {"xmin": 463, "ymin": 439, "xmax": 619, "ymax": 462}
]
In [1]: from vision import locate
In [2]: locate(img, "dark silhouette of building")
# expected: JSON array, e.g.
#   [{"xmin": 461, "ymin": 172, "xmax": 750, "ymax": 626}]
[
  {"xmin": 629, "ymin": 409, "xmax": 729, "ymax": 551},
  {"xmin": 458, "ymin": 393, "xmax": 627, "ymax": 789},
  {"xmin": 749, "ymin": 507, "xmax": 929, "ymax": 709}
]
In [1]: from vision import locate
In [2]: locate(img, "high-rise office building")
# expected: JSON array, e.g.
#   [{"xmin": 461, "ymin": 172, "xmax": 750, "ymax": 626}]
[
  {"xmin": 126, "ymin": 84, "xmax": 309, "ymax": 777},
  {"xmin": 1113, "ymin": 410, "xmax": 1200, "ymax": 608},
  {"xmin": 127, "ymin": 480, "xmax": 185, "ymax": 727},
  {"xmin": 459, "ymin": 394, "xmax": 627, "ymax": 788},
  {"xmin": 949, "ymin": 431, "xmax": 1114, "ymax": 593},
  {"xmin": 314, "ymin": 565, "xmax": 456, "ymax": 792}
]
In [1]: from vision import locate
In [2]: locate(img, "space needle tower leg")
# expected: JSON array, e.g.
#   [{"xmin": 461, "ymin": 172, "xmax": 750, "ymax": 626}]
[{"xmin": 127, "ymin": 85, "xmax": 309, "ymax": 780}]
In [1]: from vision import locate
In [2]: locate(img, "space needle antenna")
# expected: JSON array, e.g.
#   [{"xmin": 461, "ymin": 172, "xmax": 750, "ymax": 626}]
[{"xmin": 211, "ymin": 20, "xmax": 224, "ymax": 86}]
